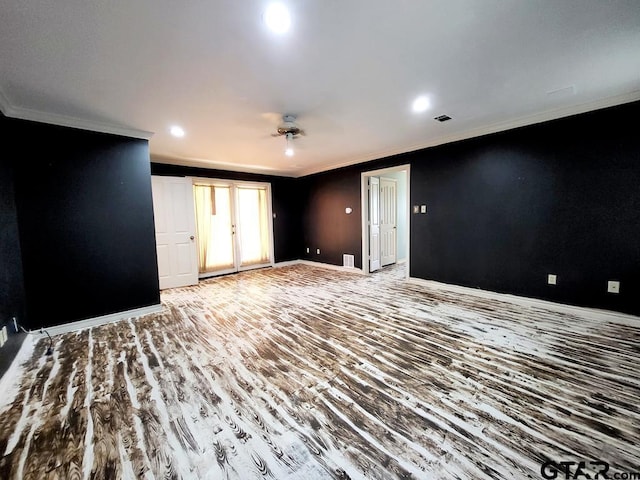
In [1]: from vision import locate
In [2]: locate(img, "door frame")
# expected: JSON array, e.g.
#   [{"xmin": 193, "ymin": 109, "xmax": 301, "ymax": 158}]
[
  {"xmin": 190, "ymin": 177, "xmax": 275, "ymax": 279},
  {"xmin": 360, "ymin": 164, "xmax": 410, "ymax": 279}
]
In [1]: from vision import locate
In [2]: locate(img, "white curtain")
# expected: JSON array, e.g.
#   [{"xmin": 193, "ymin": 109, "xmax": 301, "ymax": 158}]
[
  {"xmin": 193, "ymin": 183, "xmax": 271, "ymax": 274},
  {"xmin": 237, "ymin": 187, "xmax": 270, "ymax": 266},
  {"xmin": 193, "ymin": 184, "xmax": 234, "ymax": 273}
]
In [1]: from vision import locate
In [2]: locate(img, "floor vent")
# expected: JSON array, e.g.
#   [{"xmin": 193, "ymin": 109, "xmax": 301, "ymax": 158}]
[{"xmin": 343, "ymin": 254, "xmax": 355, "ymax": 268}]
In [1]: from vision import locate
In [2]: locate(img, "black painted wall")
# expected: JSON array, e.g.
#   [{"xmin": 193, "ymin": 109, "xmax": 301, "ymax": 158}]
[
  {"xmin": 299, "ymin": 168, "xmax": 364, "ymax": 267},
  {"xmin": 410, "ymin": 102, "xmax": 640, "ymax": 316},
  {"xmin": 0, "ymin": 115, "xmax": 26, "ymax": 330},
  {"xmin": 150, "ymin": 163, "xmax": 302, "ymax": 263},
  {"xmin": 299, "ymin": 101, "xmax": 640, "ymax": 316},
  {"xmin": 9, "ymin": 118, "xmax": 160, "ymax": 330}
]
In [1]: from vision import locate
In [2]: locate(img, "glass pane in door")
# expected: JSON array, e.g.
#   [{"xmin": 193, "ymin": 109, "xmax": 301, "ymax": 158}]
[
  {"xmin": 236, "ymin": 186, "xmax": 270, "ymax": 267},
  {"xmin": 193, "ymin": 184, "xmax": 235, "ymax": 273}
]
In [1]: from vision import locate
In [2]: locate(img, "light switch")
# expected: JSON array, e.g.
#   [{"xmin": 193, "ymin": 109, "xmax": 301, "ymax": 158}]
[
  {"xmin": 607, "ymin": 280, "xmax": 620, "ymax": 294},
  {"xmin": 413, "ymin": 205, "xmax": 419, "ymax": 214},
  {"xmin": 420, "ymin": 205, "xmax": 427, "ymax": 214}
]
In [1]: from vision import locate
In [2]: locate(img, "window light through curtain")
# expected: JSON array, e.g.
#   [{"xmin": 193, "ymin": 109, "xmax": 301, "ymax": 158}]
[
  {"xmin": 237, "ymin": 186, "xmax": 270, "ymax": 267},
  {"xmin": 193, "ymin": 184, "xmax": 234, "ymax": 273},
  {"xmin": 193, "ymin": 183, "xmax": 271, "ymax": 274}
]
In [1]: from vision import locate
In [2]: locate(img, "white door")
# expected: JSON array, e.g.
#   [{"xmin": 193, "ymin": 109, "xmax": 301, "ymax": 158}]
[
  {"xmin": 369, "ymin": 176, "xmax": 381, "ymax": 272},
  {"xmin": 380, "ymin": 177, "xmax": 397, "ymax": 266},
  {"xmin": 151, "ymin": 176, "xmax": 199, "ymax": 290}
]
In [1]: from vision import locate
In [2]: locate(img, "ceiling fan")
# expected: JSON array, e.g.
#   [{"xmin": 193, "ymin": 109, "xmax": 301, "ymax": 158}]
[
  {"xmin": 270, "ymin": 114, "xmax": 305, "ymax": 157},
  {"xmin": 271, "ymin": 114, "xmax": 306, "ymax": 138}
]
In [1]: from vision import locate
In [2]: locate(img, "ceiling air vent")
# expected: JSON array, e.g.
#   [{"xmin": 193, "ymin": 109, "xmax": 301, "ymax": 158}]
[{"xmin": 434, "ymin": 114, "xmax": 452, "ymax": 122}]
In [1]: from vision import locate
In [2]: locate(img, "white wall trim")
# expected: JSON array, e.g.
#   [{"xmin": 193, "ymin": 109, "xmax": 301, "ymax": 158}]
[
  {"xmin": 408, "ymin": 277, "xmax": 640, "ymax": 325},
  {"xmin": 33, "ymin": 304, "xmax": 163, "ymax": 337},
  {"xmin": 0, "ymin": 100, "xmax": 153, "ymax": 140},
  {"xmin": 273, "ymin": 260, "xmax": 301, "ymax": 268},
  {"xmin": 299, "ymin": 260, "xmax": 366, "ymax": 275},
  {"xmin": 0, "ymin": 86, "xmax": 11, "ymax": 115},
  {"xmin": 274, "ymin": 259, "xmax": 366, "ymax": 275}
]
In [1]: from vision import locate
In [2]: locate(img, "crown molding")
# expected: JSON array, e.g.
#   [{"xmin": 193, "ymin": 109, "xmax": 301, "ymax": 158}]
[
  {"xmin": 294, "ymin": 90, "xmax": 640, "ymax": 178},
  {"xmin": 0, "ymin": 87, "xmax": 12, "ymax": 115},
  {"xmin": 151, "ymin": 154, "xmax": 296, "ymax": 178},
  {"xmin": 3, "ymin": 85, "xmax": 639, "ymax": 178},
  {"xmin": 0, "ymin": 90, "xmax": 153, "ymax": 140}
]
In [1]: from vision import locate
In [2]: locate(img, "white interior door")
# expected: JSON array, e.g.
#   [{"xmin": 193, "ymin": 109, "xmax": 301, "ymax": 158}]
[
  {"xmin": 369, "ymin": 176, "xmax": 381, "ymax": 272},
  {"xmin": 151, "ymin": 176, "xmax": 199, "ymax": 290},
  {"xmin": 380, "ymin": 177, "xmax": 397, "ymax": 266}
]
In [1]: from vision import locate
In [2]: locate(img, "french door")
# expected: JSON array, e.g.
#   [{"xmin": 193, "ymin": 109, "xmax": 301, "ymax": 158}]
[{"xmin": 193, "ymin": 179, "xmax": 274, "ymax": 277}]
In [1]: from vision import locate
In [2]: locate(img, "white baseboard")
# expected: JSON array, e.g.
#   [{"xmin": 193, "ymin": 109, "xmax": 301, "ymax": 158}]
[
  {"xmin": 274, "ymin": 259, "xmax": 366, "ymax": 275},
  {"xmin": 273, "ymin": 260, "xmax": 300, "ymax": 268},
  {"xmin": 408, "ymin": 277, "xmax": 640, "ymax": 325},
  {"xmin": 33, "ymin": 304, "xmax": 163, "ymax": 337}
]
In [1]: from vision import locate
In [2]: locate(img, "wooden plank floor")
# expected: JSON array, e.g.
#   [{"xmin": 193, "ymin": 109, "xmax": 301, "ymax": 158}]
[{"xmin": 1, "ymin": 264, "xmax": 639, "ymax": 479}]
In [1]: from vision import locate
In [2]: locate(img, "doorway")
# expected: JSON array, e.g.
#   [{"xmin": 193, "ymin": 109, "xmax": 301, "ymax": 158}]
[
  {"xmin": 151, "ymin": 176, "xmax": 275, "ymax": 289},
  {"xmin": 192, "ymin": 179, "xmax": 274, "ymax": 278},
  {"xmin": 361, "ymin": 165, "xmax": 410, "ymax": 277}
]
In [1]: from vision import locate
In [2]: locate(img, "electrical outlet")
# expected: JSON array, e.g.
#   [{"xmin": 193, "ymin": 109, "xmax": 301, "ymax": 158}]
[
  {"xmin": 306, "ymin": 247, "xmax": 309, "ymax": 253},
  {"xmin": 316, "ymin": 248, "xmax": 320, "ymax": 254},
  {"xmin": 420, "ymin": 205, "xmax": 427, "ymax": 213},
  {"xmin": 547, "ymin": 274, "xmax": 557, "ymax": 285},
  {"xmin": 607, "ymin": 280, "xmax": 620, "ymax": 294},
  {"xmin": 413, "ymin": 205, "xmax": 419, "ymax": 214}
]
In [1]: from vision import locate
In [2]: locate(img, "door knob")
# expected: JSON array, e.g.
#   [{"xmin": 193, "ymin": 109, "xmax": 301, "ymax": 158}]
[{"xmin": 190, "ymin": 236, "xmax": 195, "ymax": 240}]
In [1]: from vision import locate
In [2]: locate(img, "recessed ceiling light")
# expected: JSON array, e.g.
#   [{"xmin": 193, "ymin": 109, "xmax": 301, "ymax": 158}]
[
  {"xmin": 285, "ymin": 147, "xmax": 294, "ymax": 157},
  {"xmin": 412, "ymin": 95, "xmax": 431, "ymax": 113},
  {"xmin": 170, "ymin": 125, "xmax": 185, "ymax": 138},
  {"xmin": 264, "ymin": 3, "xmax": 291, "ymax": 34}
]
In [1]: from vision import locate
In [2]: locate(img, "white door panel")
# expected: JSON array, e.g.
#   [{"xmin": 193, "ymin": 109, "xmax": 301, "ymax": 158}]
[
  {"xmin": 380, "ymin": 177, "xmax": 397, "ymax": 267},
  {"xmin": 151, "ymin": 176, "xmax": 199, "ymax": 290}
]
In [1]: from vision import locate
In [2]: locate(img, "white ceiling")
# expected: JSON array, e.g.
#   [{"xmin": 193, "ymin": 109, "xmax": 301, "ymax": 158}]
[{"xmin": 1, "ymin": 1, "xmax": 639, "ymax": 177}]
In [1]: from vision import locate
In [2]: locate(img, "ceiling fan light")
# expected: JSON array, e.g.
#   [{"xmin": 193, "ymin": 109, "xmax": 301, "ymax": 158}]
[{"xmin": 264, "ymin": 3, "xmax": 291, "ymax": 34}]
